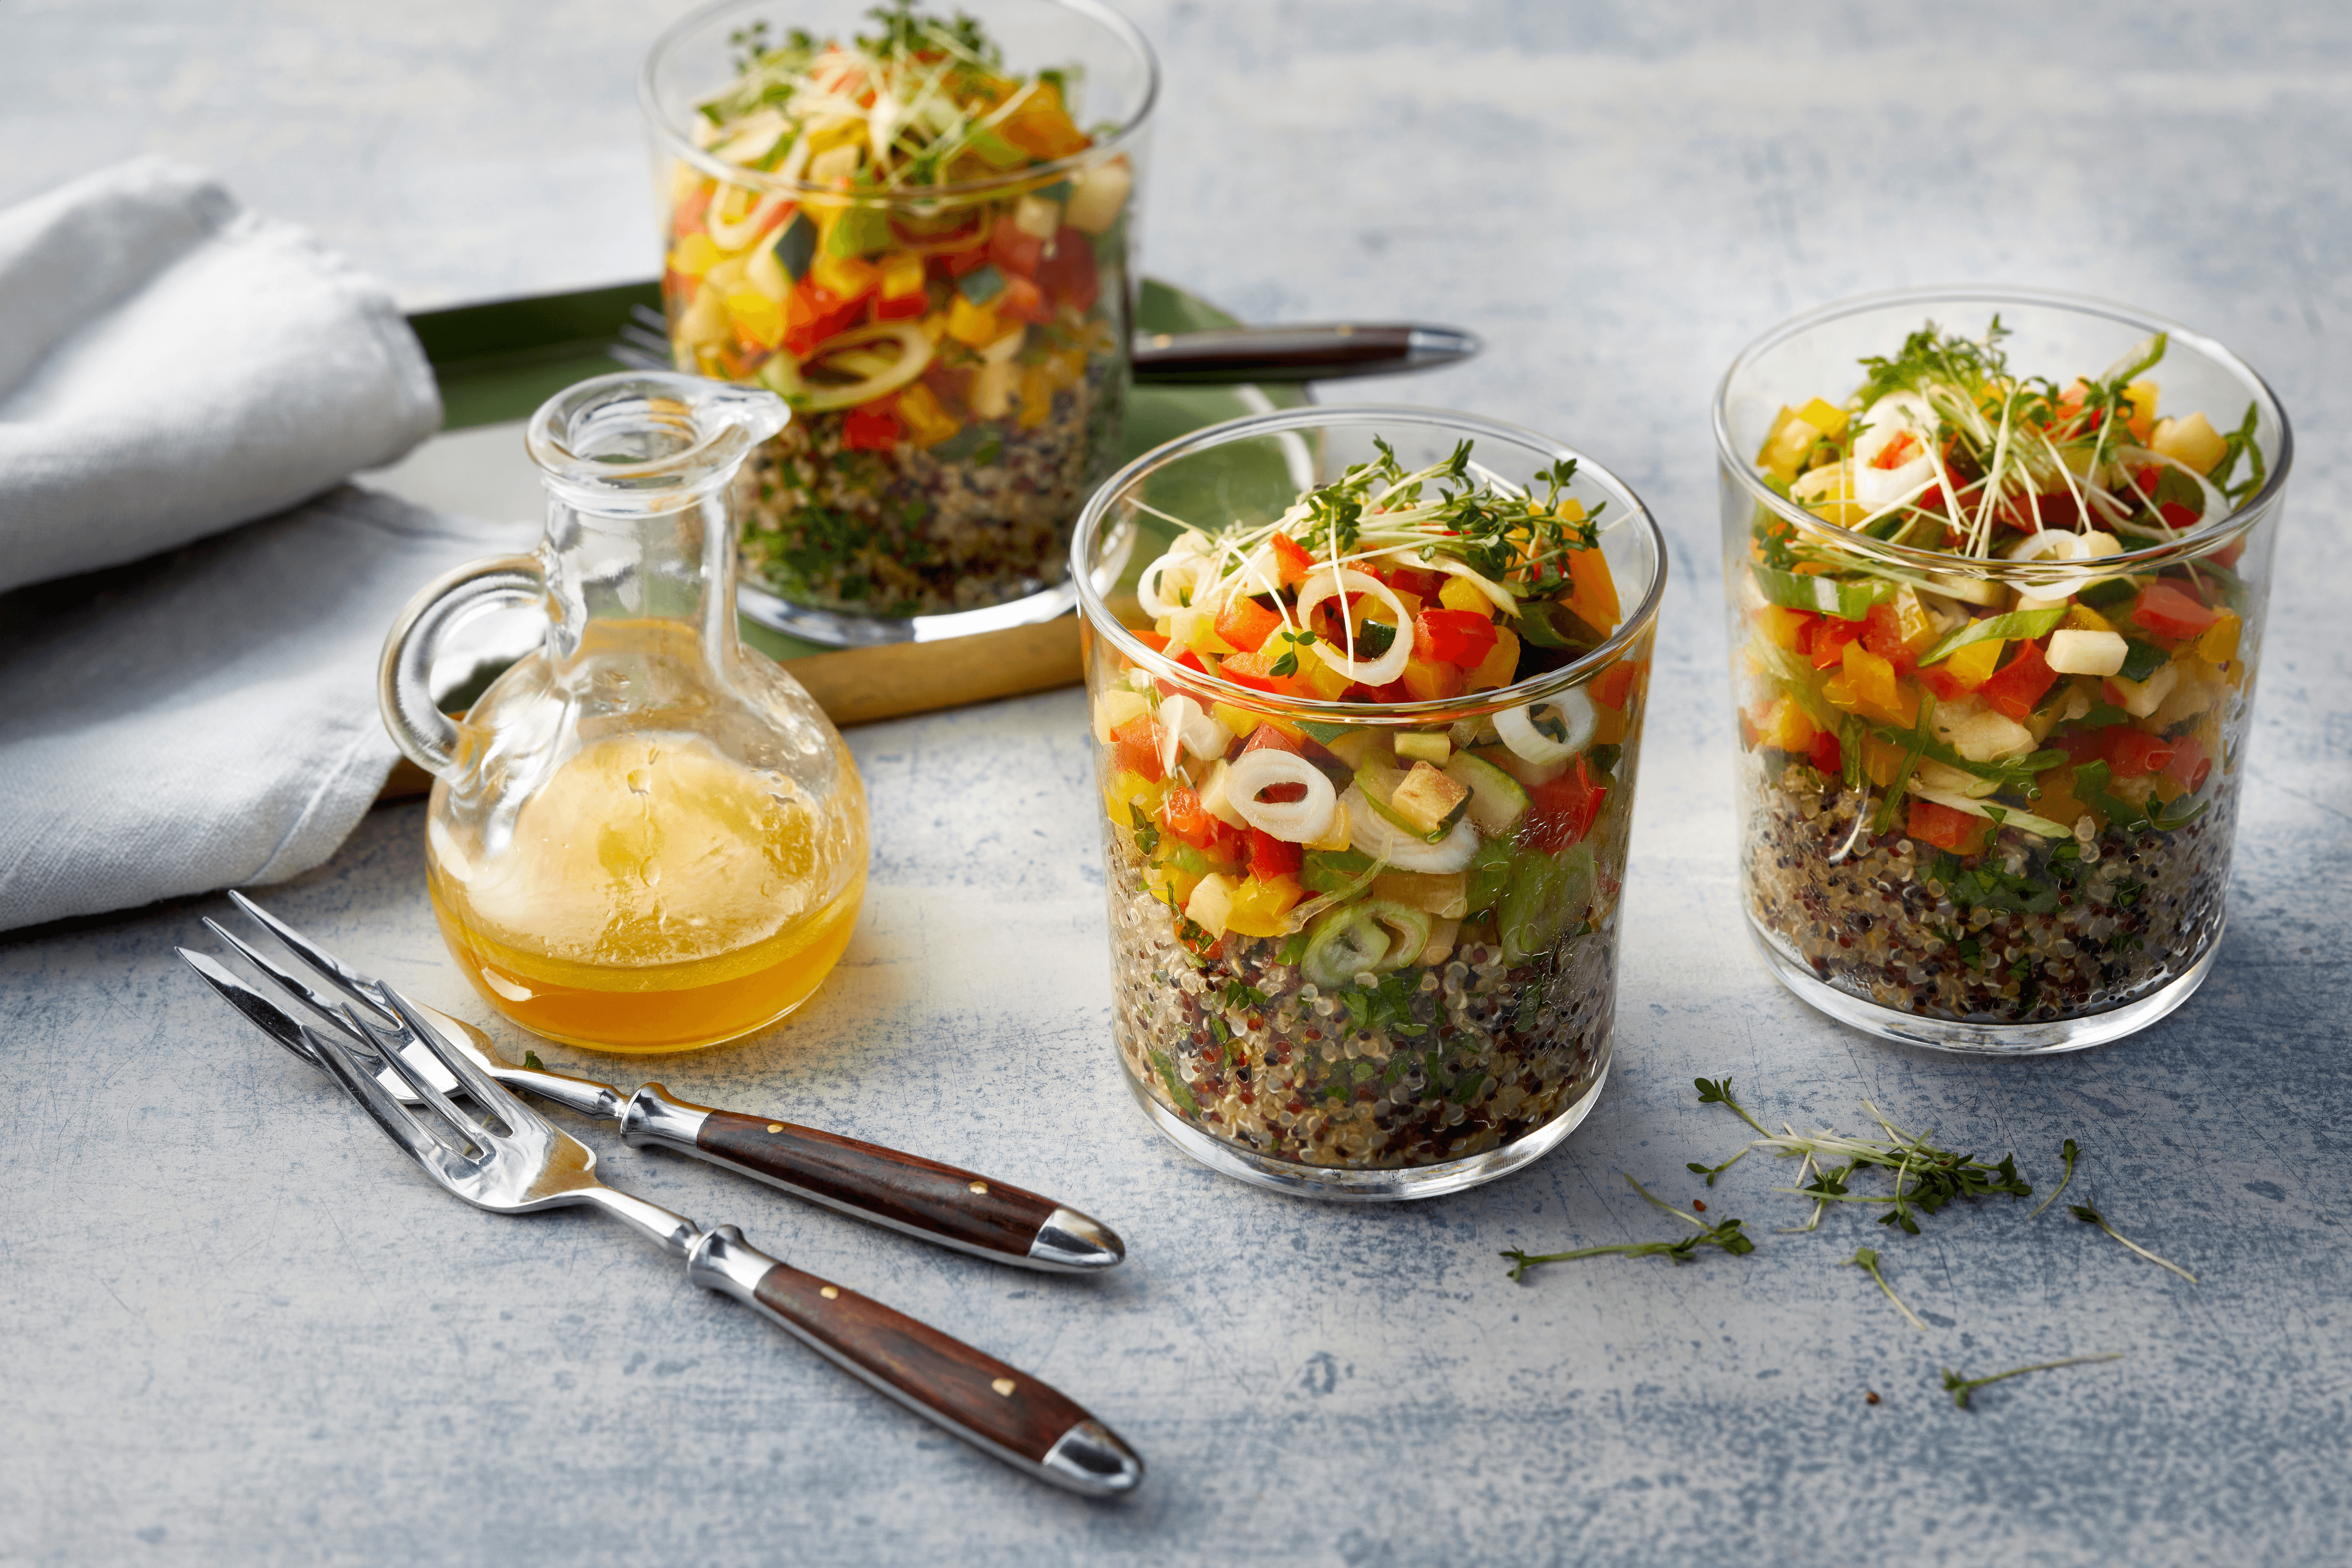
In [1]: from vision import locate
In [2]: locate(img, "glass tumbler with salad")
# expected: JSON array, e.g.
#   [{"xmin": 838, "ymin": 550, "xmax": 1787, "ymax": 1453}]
[
  {"xmin": 640, "ymin": 0, "xmax": 1157, "ymax": 643},
  {"xmin": 1715, "ymin": 288, "xmax": 2291, "ymax": 1053},
  {"xmin": 1072, "ymin": 407, "xmax": 1666, "ymax": 1198}
]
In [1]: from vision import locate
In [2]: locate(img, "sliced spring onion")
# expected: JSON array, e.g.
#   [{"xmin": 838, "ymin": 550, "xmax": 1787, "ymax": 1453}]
[
  {"xmin": 1136, "ymin": 533, "xmax": 1212, "ymax": 620},
  {"xmin": 1341, "ymin": 785, "xmax": 1480, "ymax": 873},
  {"xmin": 1494, "ymin": 690, "xmax": 1596, "ymax": 765},
  {"xmin": 706, "ymin": 187, "xmax": 790, "ymax": 251},
  {"xmin": 789, "ymin": 322, "xmax": 934, "ymax": 412},
  {"xmin": 1224, "ymin": 749, "xmax": 1338, "ymax": 844},
  {"xmin": 1752, "ymin": 563, "xmax": 1896, "ymax": 621},
  {"xmin": 1295, "ymin": 568, "xmax": 1412, "ymax": 685},
  {"xmin": 1918, "ymin": 606, "xmax": 2066, "ymax": 668},
  {"xmin": 1155, "ymin": 694, "xmax": 1227, "ymax": 774}
]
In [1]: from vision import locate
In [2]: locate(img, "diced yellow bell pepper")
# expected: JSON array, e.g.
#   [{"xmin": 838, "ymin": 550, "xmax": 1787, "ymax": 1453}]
[
  {"xmin": 1144, "ymin": 860, "xmax": 1202, "ymax": 911},
  {"xmin": 1757, "ymin": 407, "xmax": 1822, "ymax": 484},
  {"xmin": 1401, "ymin": 656, "xmax": 1464, "ymax": 702},
  {"xmin": 1016, "ymin": 363, "xmax": 1054, "ymax": 431},
  {"xmin": 1840, "ymin": 640, "xmax": 1918, "ymax": 727},
  {"xmin": 1796, "ymin": 397, "xmax": 1850, "ymax": 440},
  {"xmin": 2152, "ymin": 410, "xmax": 2228, "ymax": 475},
  {"xmin": 946, "ymin": 294, "xmax": 1001, "ymax": 348},
  {"xmin": 669, "ymin": 233, "xmax": 722, "ymax": 277},
  {"xmin": 1223, "ymin": 875, "xmax": 1305, "ymax": 938},
  {"xmin": 1464, "ymin": 627, "xmax": 1519, "ymax": 692},
  {"xmin": 2066, "ymin": 603, "xmax": 2116, "ymax": 635},
  {"xmin": 1928, "ymin": 637, "xmax": 2005, "ymax": 692},
  {"xmin": 809, "ymin": 252, "xmax": 879, "ymax": 300},
  {"xmin": 1862, "ymin": 734, "xmax": 1908, "ymax": 789},
  {"xmin": 894, "ymin": 382, "xmax": 961, "ymax": 449},
  {"xmin": 725, "ymin": 290, "xmax": 785, "ymax": 350},
  {"xmin": 2197, "ymin": 609, "xmax": 2242, "ymax": 668},
  {"xmin": 877, "ymin": 251, "xmax": 926, "ymax": 301},
  {"xmin": 1304, "ymin": 800, "xmax": 1351, "ymax": 853},
  {"xmin": 1563, "ymin": 547, "xmax": 1621, "ymax": 632},
  {"xmin": 1438, "ymin": 576, "xmax": 1493, "ymax": 615},
  {"xmin": 1758, "ymin": 605, "xmax": 1814, "ymax": 652},
  {"xmin": 1293, "ymin": 653, "xmax": 1353, "ymax": 702},
  {"xmin": 1752, "ymin": 696, "xmax": 1818, "ymax": 755},
  {"xmin": 2124, "ymin": 380, "xmax": 2160, "ymax": 443},
  {"xmin": 1101, "ymin": 768, "xmax": 1166, "ymax": 830},
  {"xmin": 1596, "ymin": 704, "xmax": 1627, "ymax": 746}
]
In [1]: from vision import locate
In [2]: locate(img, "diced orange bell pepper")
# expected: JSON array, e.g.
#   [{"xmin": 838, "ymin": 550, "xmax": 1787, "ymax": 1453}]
[
  {"xmin": 1562, "ymin": 546, "xmax": 1621, "ymax": 632},
  {"xmin": 1109, "ymin": 713, "xmax": 1165, "ymax": 781},
  {"xmin": 1752, "ymin": 697, "xmax": 1818, "ymax": 755},
  {"xmin": 2102, "ymin": 727, "xmax": 2175, "ymax": 780},
  {"xmin": 1401, "ymin": 656, "xmax": 1467, "ymax": 702},
  {"xmin": 1591, "ymin": 659, "xmax": 1644, "ymax": 711},
  {"xmin": 2197, "ymin": 610, "xmax": 2242, "ymax": 668},
  {"xmin": 1919, "ymin": 637, "xmax": 2003, "ymax": 701},
  {"xmin": 1758, "ymin": 605, "xmax": 1818, "ymax": 653},
  {"xmin": 2132, "ymin": 581, "xmax": 2220, "ymax": 641},
  {"xmin": 1839, "ymin": 640, "xmax": 1918, "ymax": 727},
  {"xmin": 1213, "ymin": 595, "xmax": 1283, "ymax": 653},
  {"xmin": 1270, "ymin": 532, "xmax": 1313, "ymax": 590},
  {"xmin": 1219, "ymin": 649, "xmax": 1310, "ymax": 699},
  {"xmin": 1908, "ymin": 800, "xmax": 1989, "ymax": 855}
]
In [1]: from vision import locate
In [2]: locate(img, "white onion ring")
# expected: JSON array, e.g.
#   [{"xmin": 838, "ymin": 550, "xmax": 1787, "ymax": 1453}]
[
  {"xmin": 1136, "ymin": 533, "xmax": 1213, "ymax": 619},
  {"xmin": 1225, "ymin": 749, "xmax": 1338, "ymax": 844},
  {"xmin": 706, "ymin": 187, "xmax": 790, "ymax": 251},
  {"xmin": 1339, "ymin": 786, "xmax": 1481, "ymax": 872},
  {"xmin": 1156, "ymin": 694, "xmax": 1227, "ymax": 773},
  {"xmin": 1496, "ymin": 689, "xmax": 1596, "ymax": 764},
  {"xmin": 1295, "ymin": 568, "xmax": 1412, "ymax": 685}
]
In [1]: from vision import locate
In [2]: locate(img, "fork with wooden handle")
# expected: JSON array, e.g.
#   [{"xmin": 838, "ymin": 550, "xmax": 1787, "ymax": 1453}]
[
  {"xmin": 177, "ymin": 944, "xmax": 1145, "ymax": 1497},
  {"xmin": 204, "ymin": 891, "xmax": 1122, "ymax": 1273}
]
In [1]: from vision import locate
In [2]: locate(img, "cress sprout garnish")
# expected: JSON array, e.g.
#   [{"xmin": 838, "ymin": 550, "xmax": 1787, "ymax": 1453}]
[
  {"xmin": 1941, "ymin": 1353, "xmax": 2123, "ymax": 1409},
  {"xmin": 2070, "ymin": 1203, "xmax": 2198, "ymax": 1283},
  {"xmin": 1502, "ymin": 1175, "xmax": 1755, "ymax": 1279}
]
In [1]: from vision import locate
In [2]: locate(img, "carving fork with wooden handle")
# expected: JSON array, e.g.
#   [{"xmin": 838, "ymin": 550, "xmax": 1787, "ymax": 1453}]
[
  {"xmin": 177, "ymin": 928, "xmax": 1144, "ymax": 1497},
  {"xmin": 199, "ymin": 891, "xmax": 1121, "ymax": 1273}
]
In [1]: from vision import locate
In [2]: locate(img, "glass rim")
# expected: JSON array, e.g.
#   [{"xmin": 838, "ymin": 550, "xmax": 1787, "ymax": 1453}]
[
  {"xmin": 639, "ymin": 0, "xmax": 1162, "ymax": 206},
  {"xmin": 1069, "ymin": 403, "xmax": 1669, "ymax": 725},
  {"xmin": 1710, "ymin": 284, "xmax": 2296, "ymax": 579}
]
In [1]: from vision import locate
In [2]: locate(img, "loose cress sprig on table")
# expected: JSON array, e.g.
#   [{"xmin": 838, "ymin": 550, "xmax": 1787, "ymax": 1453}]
[
  {"xmin": 1941, "ymin": 1353, "xmax": 2123, "ymax": 1409},
  {"xmin": 1501, "ymin": 1175, "xmax": 1755, "ymax": 1280}
]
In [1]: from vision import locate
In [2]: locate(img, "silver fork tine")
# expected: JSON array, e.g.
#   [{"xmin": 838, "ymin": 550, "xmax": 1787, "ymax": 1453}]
[
  {"xmin": 382, "ymin": 985, "xmax": 529, "ymax": 1126},
  {"xmin": 177, "ymin": 948, "xmax": 331, "ymax": 1071},
  {"xmin": 201, "ymin": 917, "xmax": 374, "ymax": 1045},
  {"xmin": 307, "ymin": 1014, "xmax": 457, "ymax": 1171},
  {"xmin": 225, "ymin": 890, "xmax": 399, "ymax": 1027},
  {"xmin": 337, "ymin": 1001, "xmax": 493, "ymax": 1148}
]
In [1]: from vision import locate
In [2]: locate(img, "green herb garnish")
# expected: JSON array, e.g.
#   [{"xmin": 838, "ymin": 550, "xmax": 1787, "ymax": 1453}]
[{"xmin": 1941, "ymin": 1353, "xmax": 2122, "ymax": 1409}]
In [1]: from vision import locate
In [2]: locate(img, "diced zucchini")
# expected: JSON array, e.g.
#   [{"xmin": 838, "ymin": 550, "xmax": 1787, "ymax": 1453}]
[
  {"xmin": 1384, "ymin": 761, "xmax": 1472, "ymax": 839},
  {"xmin": 1442, "ymin": 751, "xmax": 1532, "ymax": 835},
  {"xmin": 1394, "ymin": 731, "xmax": 1451, "ymax": 765}
]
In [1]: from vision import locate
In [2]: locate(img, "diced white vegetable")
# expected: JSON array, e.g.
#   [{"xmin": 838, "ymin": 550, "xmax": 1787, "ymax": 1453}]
[
  {"xmin": 1923, "ymin": 571, "xmax": 2006, "ymax": 606},
  {"xmin": 969, "ymin": 358, "xmax": 1014, "ymax": 418},
  {"xmin": 1495, "ymin": 690, "xmax": 1597, "ymax": 764},
  {"xmin": 1916, "ymin": 759, "xmax": 2002, "ymax": 799},
  {"xmin": 1224, "ymin": 749, "xmax": 1338, "ymax": 844},
  {"xmin": 1340, "ymin": 786, "xmax": 1481, "ymax": 873},
  {"xmin": 1012, "ymin": 194, "xmax": 1061, "ymax": 239},
  {"xmin": 1196, "ymin": 758, "xmax": 1248, "ymax": 829},
  {"xmin": 1063, "ymin": 160, "xmax": 1131, "ymax": 234},
  {"xmin": 1932, "ymin": 700, "xmax": 2035, "ymax": 764},
  {"xmin": 1184, "ymin": 873, "xmax": 1237, "ymax": 939},
  {"xmin": 2046, "ymin": 628, "xmax": 2128, "ymax": 677},
  {"xmin": 1092, "ymin": 687, "xmax": 1149, "ymax": 745},
  {"xmin": 2106, "ymin": 661, "xmax": 2179, "ymax": 718}
]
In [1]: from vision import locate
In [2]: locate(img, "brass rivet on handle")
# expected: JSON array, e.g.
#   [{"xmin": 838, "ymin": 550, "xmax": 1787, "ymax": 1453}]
[
  {"xmin": 820, "ymin": 1286, "xmax": 839, "ymax": 1300},
  {"xmin": 991, "ymin": 1378, "xmax": 1017, "ymax": 1397},
  {"xmin": 767, "ymin": 1123, "xmax": 784, "ymax": 1133},
  {"xmin": 969, "ymin": 1181, "xmax": 988, "ymax": 1194}
]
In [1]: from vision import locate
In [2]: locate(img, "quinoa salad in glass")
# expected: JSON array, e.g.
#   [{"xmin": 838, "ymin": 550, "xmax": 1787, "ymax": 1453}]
[
  {"xmin": 649, "ymin": 1, "xmax": 1146, "ymax": 622},
  {"xmin": 1077, "ymin": 415, "xmax": 1663, "ymax": 1194},
  {"xmin": 1720, "ymin": 298, "xmax": 2290, "ymax": 1049}
]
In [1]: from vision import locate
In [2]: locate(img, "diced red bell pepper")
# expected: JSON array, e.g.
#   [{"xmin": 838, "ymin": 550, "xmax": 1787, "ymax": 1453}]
[
  {"xmin": 1213, "ymin": 596, "xmax": 1284, "ymax": 653},
  {"xmin": 782, "ymin": 279, "xmax": 868, "ymax": 356},
  {"xmin": 1128, "ymin": 628, "xmax": 1171, "ymax": 655},
  {"xmin": 1388, "ymin": 566, "xmax": 1446, "ymax": 602},
  {"xmin": 1241, "ymin": 723, "xmax": 1304, "ymax": 757},
  {"xmin": 1159, "ymin": 785, "xmax": 1226, "ymax": 851},
  {"xmin": 1247, "ymin": 828, "xmax": 1302, "ymax": 882},
  {"xmin": 841, "ymin": 403, "xmax": 902, "ymax": 452},
  {"xmin": 1807, "ymin": 728, "xmax": 1843, "ymax": 776},
  {"xmin": 1412, "ymin": 608, "xmax": 1500, "ymax": 669},
  {"xmin": 2158, "ymin": 501, "xmax": 2201, "ymax": 531},
  {"xmin": 987, "ymin": 215, "xmax": 1044, "ymax": 279},
  {"xmin": 1907, "ymin": 800, "xmax": 1989, "ymax": 855},
  {"xmin": 2101, "ymin": 727, "xmax": 2175, "ymax": 780},
  {"xmin": 1269, "ymin": 531, "xmax": 1313, "ymax": 590},
  {"xmin": 1979, "ymin": 639, "xmax": 2058, "ymax": 722},
  {"xmin": 1517, "ymin": 757, "xmax": 1609, "ymax": 854},
  {"xmin": 2131, "ymin": 581, "xmax": 2222, "ymax": 640},
  {"xmin": 1862, "ymin": 602, "xmax": 1919, "ymax": 677},
  {"xmin": 997, "ymin": 273, "xmax": 1053, "ymax": 325},
  {"xmin": 1109, "ymin": 713, "xmax": 1164, "ymax": 781},
  {"xmin": 1033, "ymin": 226, "xmax": 1099, "ymax": 313},
  {"xmin": 2162, "ymin": 733, "xmax": 2212, "ymax": 792},
  {"xmin": 1592, "ymin": 660, "xmax": 1644, "ymax": 711},
  {"xmin": 871, "ymin": 289, "xmax": 927, "ymax": 322},
  {"xmin": 1360, "ymin": 678, "xmax": 1413, "ymax": 704},
  {"xmin": 1810, "ymin": 616, "xmax": 1864, "ymax": 671},
  {"xmin": 1152, "ymin": 645, "xmax": 1213, "ymax": 697},
  {"xmin": 936, "ymin": 240, "xmax": 992, "ymax": 279},
  {"xmin": 2052, "ymin": 728, "xmax": 2107, "ymax": 765}
]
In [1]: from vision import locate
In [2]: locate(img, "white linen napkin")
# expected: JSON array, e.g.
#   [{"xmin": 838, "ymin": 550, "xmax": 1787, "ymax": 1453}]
[{"xmin": 0, "ymin": 159, "xmax": 533, "ymax": 932}]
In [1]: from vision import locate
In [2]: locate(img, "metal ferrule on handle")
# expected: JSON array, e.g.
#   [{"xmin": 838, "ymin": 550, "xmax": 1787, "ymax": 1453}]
[
  {"xmin": 686, "ymin": 1226, "xmax": 1144, "ymax": 1498},
  {"xmin": 621, "ymin": 1084, "xmax": 1124, "ymax": 1273}
]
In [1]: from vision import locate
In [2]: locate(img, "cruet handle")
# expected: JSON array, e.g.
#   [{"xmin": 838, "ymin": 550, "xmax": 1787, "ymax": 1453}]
[{"xmin": 377, "ymin": 553, "xmax": 545, "ymax": 776}]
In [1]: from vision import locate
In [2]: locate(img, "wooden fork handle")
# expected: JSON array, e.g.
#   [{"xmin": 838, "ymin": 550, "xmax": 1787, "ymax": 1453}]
[
  {"xmin": 623, "ymin": 1087, "xmax": 1123, "ymax": 1273},
  {"xmin": 687, "ymin": 1225, "xmax": 1144, "ymax": 1497}
]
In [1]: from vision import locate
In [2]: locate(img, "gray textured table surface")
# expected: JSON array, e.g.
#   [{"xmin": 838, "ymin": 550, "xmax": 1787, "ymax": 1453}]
[{"xmin": 4, "ymin": 3, "xmax": 2349, "ymax": 1565}]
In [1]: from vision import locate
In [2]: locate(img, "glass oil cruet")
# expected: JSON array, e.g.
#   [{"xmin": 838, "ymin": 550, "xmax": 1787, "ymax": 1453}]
[{"xmin": 380, "ymin": 372, "xmax": 868, "ymax": 1054}]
